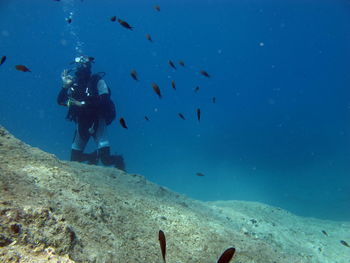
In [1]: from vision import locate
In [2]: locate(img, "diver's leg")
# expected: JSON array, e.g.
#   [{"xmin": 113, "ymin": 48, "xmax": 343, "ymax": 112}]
[
  {"xmin": 94, "ymin": 118, "xmax": 126, "ymax": 170},
  {"xmin": 70, "ymin": 120, "xmax": 97, "ymax": 163},
  {"xmin": 93, "ymin": 118, "xmax": 110, "ymax": 151},
  {"xmin": 93, "ymin": 118, "xmax": 111, "ymax": 165},
  {"xmin": 98, "ymin": 147, "xmax": 126, "ymax": 171}
]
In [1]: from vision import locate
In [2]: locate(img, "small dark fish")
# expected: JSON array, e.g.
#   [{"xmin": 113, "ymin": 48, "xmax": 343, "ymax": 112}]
[
  {"xmin": 110, "ymin": 16, "xmax": 116, "ymax": 22},
  {"xmin": 130, "ymin": 69, "xmax": 138, "ymax": 81},
  {"xmin": 15, "ymin": 65, "xmax": 31, "ymax": 72},
  {"xmin": 158, "ymin": 230, "xmax": 166, "ymax": 262},
  {"xmin": 53, "ymin": 0, "xmax": 60, "ymax": 2},
  {"xmin": 171, "ymin": 80, "xmax": 176, "ymax": 90},
  {"xmin": 146, "ymin": 33, "xmax": 153, "ymax": 42},
  {"xmin": 178, "ymin": 113, "xmax": 186, "ymax": 120},
  {"xmin": 321, "ymin": 230, "xmax": 328, "ymax": 236},
  {"xmin": 200, "ymin": 70, "xmax": 210, "ymax": 78},
  {"xmin": 212, "ymin": 97, "xmax": 216, "ymax": 103},
  {"xmin": 0, "ymin": 56, "xmax": 6, "ymax": 66},
  {"xmin": 144, "ymin": 116, "xmax": 150, "ymax": 121},
  {"xmin": 119, "ymin": 118, "xmax": 128, "ymax": 129},
  {"xmin": 168, "ymin": 60, "xmax": 176, "ymax": 69},
  {"xmin": 66, "ymin": 17, "xmax": 72, "ymax": 24},
  {"xmin": 196, "ymin": 172, "xmax": 205, "ymax": 176},
  {"xmin": 194, "ymin": 86, "xmax": 200, "ymax": 93},
  {"xmin": 217, "ymin": 247, "xmax": 236, "ymax": 263},
  {"xmin": 152, "ymin": 83, "xmax": 162, "ymax": 98},
  {"xmin": 340, "ymin": 240, "xmax": 350, "ymax": 248},
  {"xmin": 154, "ymin": 5, "xmax": 161, "ymax": 12},
  {"xmin": 178, "ymin": 60, "xmax": 185, "ymax": 67},
  {"xmin": 117, "ymin": 18, "xmax": 133, "ymax": 30},
  {"xmin": 196, "ymin": 108, "xmax": 201, "ymax": 122},
  {"xmin": 87, "ymin": 56, "xmax": 95, "ymax": 62}
]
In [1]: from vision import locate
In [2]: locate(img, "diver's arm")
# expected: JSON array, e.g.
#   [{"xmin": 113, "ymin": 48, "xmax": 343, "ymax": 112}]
[
  {"xmin": 85, "ymin": 79, "xmax": 110, "ymax": 106},
  {"xmin": 57, "ymin": 69, "xmax": 74, "ymax": 106},
  {"xmin": 97, "ymin": 79, "xmax": 110, "ymax": 101},
  {"xmin": 57, "ymin": 88, "xmax": 69, "ymax": 106}
]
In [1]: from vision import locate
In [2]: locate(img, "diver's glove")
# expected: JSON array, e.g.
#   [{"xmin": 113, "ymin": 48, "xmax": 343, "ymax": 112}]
[{"xmin": 61, "ymin": 69, "xmax": 73, "ymax": 88}]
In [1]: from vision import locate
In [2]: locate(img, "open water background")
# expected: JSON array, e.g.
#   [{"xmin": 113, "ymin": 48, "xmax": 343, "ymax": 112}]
[{"xmin": 1, "ymin": 0, "xmax": 350, "ymax": 220}]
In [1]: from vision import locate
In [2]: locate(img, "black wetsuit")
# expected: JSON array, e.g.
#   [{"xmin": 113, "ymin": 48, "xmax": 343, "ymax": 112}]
[{"xmin": 57, "ymin": 73, "xmax": 124, "ymax": 170}]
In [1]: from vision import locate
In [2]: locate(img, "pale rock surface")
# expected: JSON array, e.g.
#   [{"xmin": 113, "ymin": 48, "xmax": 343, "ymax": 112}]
[{"xmin": 0, "ymin": 126, "xmax": 349, "ymax": 263}]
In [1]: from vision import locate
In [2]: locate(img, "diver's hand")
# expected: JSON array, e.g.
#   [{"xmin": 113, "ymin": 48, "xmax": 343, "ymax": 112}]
[
  {"xmin": 67, "ymin": 98, "xmax": 85, "ymax": 107},
  {"xmin": 61, "ymin": 69, "xmax": 73, "ymax": 88}
]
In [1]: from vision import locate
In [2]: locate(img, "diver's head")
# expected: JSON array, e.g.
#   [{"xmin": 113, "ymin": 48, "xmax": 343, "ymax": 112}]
[{"xmin": 74, "ymin": 55, "xmax": 94, "ymax": 81}]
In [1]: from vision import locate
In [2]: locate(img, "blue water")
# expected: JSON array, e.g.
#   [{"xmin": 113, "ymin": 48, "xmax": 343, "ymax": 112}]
[{"xmin": 1, "ymin": 0, "xmax": 350, "ymax": 220}]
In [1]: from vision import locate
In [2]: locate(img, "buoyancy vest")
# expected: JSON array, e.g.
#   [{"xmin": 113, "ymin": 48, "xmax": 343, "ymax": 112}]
[{"xmin": 66, "ymin": 73, "xmax": 116, "ymax": 125}]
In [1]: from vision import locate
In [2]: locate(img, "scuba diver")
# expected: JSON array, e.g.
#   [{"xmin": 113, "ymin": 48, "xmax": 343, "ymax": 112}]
[{"xmin": 57, "ymin": 55, "xmax": 125, "ymax": 171}]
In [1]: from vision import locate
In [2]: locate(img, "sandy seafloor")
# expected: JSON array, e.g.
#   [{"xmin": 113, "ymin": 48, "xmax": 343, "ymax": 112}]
[{"xmin": 0, "ymin": 125, "xmax": 349, "ymax": 263}]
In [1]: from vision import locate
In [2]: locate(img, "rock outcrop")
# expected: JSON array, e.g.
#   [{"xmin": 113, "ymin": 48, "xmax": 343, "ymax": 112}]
[{"xmin": 0, "ymin": 126, "xmax": 349, "ymax": 262}]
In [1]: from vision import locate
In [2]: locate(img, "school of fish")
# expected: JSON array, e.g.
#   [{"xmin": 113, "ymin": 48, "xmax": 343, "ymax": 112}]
[
  {"xmin": 106, "ymin": 4, "xmax": 215, "ymax": 131},
  {"xmin": 2, "ymin": 1, "xmax": 216, "ymax": 133}
]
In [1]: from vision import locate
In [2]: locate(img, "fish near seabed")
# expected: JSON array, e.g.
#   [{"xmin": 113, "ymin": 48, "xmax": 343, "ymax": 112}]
[
  {"xmin": 217, "ymin": 247, "xmax": 236, "ymax": 263},
  {"xmin": 110, "ymin": 16, "xmax": 117, "ymax": 22},
  {"xmin": 321, "ymin": 230, "xmax": 328, "ymax": 236},
  {"xmin": 340, "ymin": 240, "xmax": 350, "ymax": 248},
  {"xmin": 154, "ymin": 5, "xmax": 161, "ymax": 12},
  {"xmin": 158, "ymin": 230, "xmax": 166, "ymax": 262},
  {"xmin": 178, "ymin": 60, "xmax": 185, "ymax": 67},
  {"xmin": 152, "ymin": 83, "xmax": 162, "ymax": 98}
]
